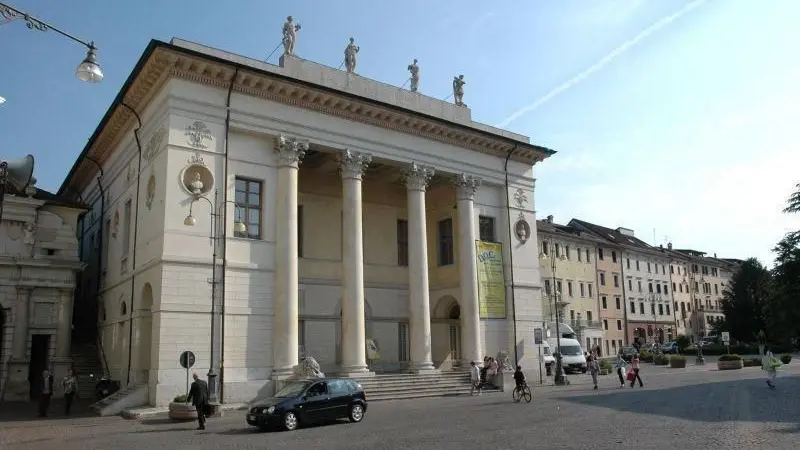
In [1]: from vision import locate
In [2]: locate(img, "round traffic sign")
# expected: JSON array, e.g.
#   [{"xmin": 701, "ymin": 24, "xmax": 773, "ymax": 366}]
[{"xmin": 180, "ymin": 351, "xmax": 196, "ymax": 369}]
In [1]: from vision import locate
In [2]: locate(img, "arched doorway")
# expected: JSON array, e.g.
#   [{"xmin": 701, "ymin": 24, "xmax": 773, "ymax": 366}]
[
  {"xmin": 431, "ymin": 295, "xmax": 461, "ymax": 370},
  {"xmin": 135, "ymin": 284, "xmax": 154, "ymax": 385}
]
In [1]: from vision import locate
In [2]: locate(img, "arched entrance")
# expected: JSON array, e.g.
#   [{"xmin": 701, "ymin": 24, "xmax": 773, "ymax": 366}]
[
  {"xmin": 135, "ymin": 284, "xmax": 154, "ymax": 385},
  {"xmin": 432, "ymin": 295, "xmax": 461, "ymax": 370}
]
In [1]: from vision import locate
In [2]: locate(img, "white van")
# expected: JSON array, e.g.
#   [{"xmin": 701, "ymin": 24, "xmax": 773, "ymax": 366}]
[{"xmin": 547, "ymin": 337, "xmax": 587, "ymax": 374}]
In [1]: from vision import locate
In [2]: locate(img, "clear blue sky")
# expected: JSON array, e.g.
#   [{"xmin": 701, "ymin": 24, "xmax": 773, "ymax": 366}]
[{"xmin": 1, "ymin": 0, "xmax": 798, "ymax": 265}]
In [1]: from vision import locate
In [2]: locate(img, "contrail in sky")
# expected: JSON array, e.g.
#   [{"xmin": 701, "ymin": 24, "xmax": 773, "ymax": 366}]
[{"xmin": 496, "ymin": 0, "xmax": 707, "ymax": 128}]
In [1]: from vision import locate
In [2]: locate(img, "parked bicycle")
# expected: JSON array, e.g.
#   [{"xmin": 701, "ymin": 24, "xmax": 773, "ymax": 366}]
[{"xmin": 512, "ymin": 381, "xmax": 532, "ymax": 403}]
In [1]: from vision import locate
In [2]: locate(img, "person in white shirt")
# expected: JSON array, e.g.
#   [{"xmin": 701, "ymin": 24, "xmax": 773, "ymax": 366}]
[
  {"xmin": 763, "ymin": 346, "xmax": 778, "ymax": 389},
  {"xmin": 470, "ymin": 361, "xmax": 482, "ymax": 396}
]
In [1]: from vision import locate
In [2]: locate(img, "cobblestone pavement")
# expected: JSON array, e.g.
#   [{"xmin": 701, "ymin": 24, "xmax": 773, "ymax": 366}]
[{"xmin": 2, "ymin": 362, "xmax": 799, "ymax": 450}]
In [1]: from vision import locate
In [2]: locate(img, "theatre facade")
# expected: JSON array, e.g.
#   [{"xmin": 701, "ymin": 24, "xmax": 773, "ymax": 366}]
[{"xmin": 60, "ymin": 37, "xmax": 554, "ymax": 407}]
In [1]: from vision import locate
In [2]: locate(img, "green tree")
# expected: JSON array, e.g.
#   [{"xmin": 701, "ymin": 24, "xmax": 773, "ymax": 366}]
[
  {"xmin": 782, "ymin": 183, "xmax": 800, "ymax": 214},
  {"xmin": 675, "ymin": 335, "xmax": 691, "ymax": 353},
  {"xmin": 767, "ymin": 186, "xmax": 800, "ymax": 343},
  {"xmin": 720, "ymin": 258, "xmax": 771, "ymax": 342},
  {"xmin": 709, "ymin": 317, "xmax": 727, "ymax": 337}
]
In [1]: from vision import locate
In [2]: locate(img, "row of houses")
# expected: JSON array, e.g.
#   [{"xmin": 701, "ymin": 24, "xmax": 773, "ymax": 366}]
[{"xmin": 536, "ymin": 216, "xmax": 739, "ymax": 357}]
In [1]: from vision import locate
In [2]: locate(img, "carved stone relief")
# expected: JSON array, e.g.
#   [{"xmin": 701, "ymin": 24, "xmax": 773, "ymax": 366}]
[
  {"xmin": 513, "ymin": 188, "xmax": 528, "ymax": 209},
  {"xmin": 185, "ymin": 121, "xmax": 213, "ymax": 149},
  {"xmin": 143, "ymin": 125, "xmax": 166, "ymax": 162},
  {"xmin": 515, "ymin": 212, "xmax": 531, "ymax": 244},
  {"xmin": 145, "ymin": 173, "xmax": 156, "ymax": 209},
  {"xmin": 180, "ymin": 163, "xmax": 214, "ymax": 196}
]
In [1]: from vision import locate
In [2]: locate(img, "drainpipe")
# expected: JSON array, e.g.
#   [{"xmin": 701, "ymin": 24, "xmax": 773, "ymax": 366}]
[
  {"xmin": 218, "ymin": 67, "xmax": 238, "ymax": 403},
  {"xmin": 120, "ymin": 102, "xmax": 143, "ymax": 387},
  {"xmin": 503, "ymin": 144, "xmax": 519, "ymax": 365},
  {"xmin": 84, "ymin": 156, "xmax": 108, "ymax": 374}
]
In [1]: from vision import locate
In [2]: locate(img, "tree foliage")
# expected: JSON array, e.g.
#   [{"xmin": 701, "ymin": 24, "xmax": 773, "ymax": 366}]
[{"xmin": 720, "ymin": 258, "xmax": 770, "ymax": 342}]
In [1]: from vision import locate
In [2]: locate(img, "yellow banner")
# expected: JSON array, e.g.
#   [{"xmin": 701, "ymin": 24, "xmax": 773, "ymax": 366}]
[{"xmin": 476, "ymin": 241, "xmax": 506, "ymax": 318}]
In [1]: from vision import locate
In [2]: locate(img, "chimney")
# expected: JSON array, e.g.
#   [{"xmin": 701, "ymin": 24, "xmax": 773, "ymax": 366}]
[
  {"xmin": 668, "ymin": 242, "xmax": 673, "ymax": 250},
  {"xmin": 546, "ymin": 215, "xmax": 554, "ymax": 223},
  {"xmin": 659, "ymin": 244, "xmax": 663, "ymax": 250},
  {"xmin": 714, "ymin": 252, "xmax": 717, "ymax": 258},
  {"xmin": 616, "ymin": 227, "xmax": 635, "ymax": 237}
]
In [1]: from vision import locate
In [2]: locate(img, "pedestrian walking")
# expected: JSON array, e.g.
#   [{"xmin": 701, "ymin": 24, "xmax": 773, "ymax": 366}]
[
  {"xmin": 763, "ymin": 346, "xmax": 779, "ymax": 389},
  {"xmin": 62, "ymin": 369, "xmax": 78, "ymax": 415},
  {"xmin": 614, "ymin": 353, "xmax": 627, "ymax": 388},
  {"xmin": 588, "ymin": 355, "xmax": 599, "ymax": 390},
  {"xmin": 470, "ymin": 361, "xmax": 482, "ymax": 396},
  {"xmin": 630, "ymin": 353, "xmax": 644, "ymax": 388},
  {"xmin": 185, "ymin": 373, "xmax": 209, "ymax": 430},
  {"xmin": 38, "ymin": 369, "xmax": 54, "ymax": 417}
]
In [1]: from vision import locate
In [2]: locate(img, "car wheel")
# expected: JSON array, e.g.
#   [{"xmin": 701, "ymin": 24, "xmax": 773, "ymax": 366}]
[
  {"xmin": 282, "ymin": 412, "xmax": 299, "ymax": 431},
  {"xmin": 349, "ymin": 404, "xmax": 365, "ymax": 423},
  {"xmin": 581, "ymin": 368, "xmax": 587, "ymax": 374}
]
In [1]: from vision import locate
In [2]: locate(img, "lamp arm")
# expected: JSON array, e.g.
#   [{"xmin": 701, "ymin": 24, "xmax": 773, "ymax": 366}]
[{"xmin": 0, "ymin": 2, "xmax": 95, "ymax": 49}]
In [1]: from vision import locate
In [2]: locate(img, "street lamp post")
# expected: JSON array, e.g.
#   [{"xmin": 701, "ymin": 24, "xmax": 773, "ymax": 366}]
[
  {"xmin": 543, "ymin": 244, "xmax": 567, "ymax": 386},
  {"xmin": 1, "ymin": 2, "xmax": 104, "ymax": 83},
  {"xmin": 184, "ymin": 189, "xmax": 247, "ymax": 404}
]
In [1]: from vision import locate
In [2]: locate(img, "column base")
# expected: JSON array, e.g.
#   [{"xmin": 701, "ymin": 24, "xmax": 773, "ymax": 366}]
[
  {"xmin": 406, "ymin": 362, "xmax": 438, "ymax": 373},
  {"xmin": 337, "ymin": 369, "xmax": 375, "ymax": 378},
  {"xmin": 4, "ymin": 359, "xmax": 31, "ymax": 401}
]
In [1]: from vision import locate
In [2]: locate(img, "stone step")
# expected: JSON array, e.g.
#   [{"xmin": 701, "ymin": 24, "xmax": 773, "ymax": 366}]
[
  {"xmin": 367, "ymin": 388, "xmax": 502, "ymax": 402},
  {"xmin": 357, "ymin": 380, "xmax": 471, "ymax": 390}
]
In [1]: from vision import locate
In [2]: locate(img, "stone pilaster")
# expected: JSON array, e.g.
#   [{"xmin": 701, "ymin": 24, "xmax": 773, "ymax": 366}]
[{"xmin": 402, "ymin": 163, "xmax": 436, "ymax": 372}]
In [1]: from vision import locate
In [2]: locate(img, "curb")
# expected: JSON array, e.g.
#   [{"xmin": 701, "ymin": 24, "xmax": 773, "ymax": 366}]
[{"xmin": 122, "ymin": 403, "xmax": 249, "ymax": 420}]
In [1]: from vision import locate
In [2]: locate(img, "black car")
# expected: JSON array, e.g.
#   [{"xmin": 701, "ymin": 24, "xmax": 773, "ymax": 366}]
[
  {"xmin": 619, "ymin": 346, "xmax": 637, "ymax": 362},
  {"xmin": 246, "ymin": 377, "xmax": 367, "ymax": 431}
]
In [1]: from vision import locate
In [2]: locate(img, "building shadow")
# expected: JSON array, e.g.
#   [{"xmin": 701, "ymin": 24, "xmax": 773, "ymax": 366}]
[
  {"xmin": 559, "ymin": 375, "xmax": 800, "ymax": 432},
  {"xmin": 0, "ymin": 399, "xmax": 95, "ymax": 423}
]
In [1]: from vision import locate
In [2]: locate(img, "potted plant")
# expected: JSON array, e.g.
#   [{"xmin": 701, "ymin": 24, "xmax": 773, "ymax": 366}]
[
  {"xmin": 599, "ymin": 359, "xmax": 612, "ymax": 375},
  {"xmin": 717, "ymin": 354, "xmax": 744, "ymax": 370},
  {"xmin": 780, "ymin": 354, "xmax": 792, "ymax": 364},
  {"xmin": 669, "ymin": 355, "xmax": 686, "ymax": 368},
  {"xmin": 653, "ymin": 354, "xmax": 669, "ymax": 366},
  {"xmin": 169, "ymin": 394, "xmax": 197, "ymax": 421}
]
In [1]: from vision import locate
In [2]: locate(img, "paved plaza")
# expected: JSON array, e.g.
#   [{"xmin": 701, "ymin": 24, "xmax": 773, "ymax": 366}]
[{"xmin": 1, "ymin": 361, "xmax": 799, "ymax": 450}]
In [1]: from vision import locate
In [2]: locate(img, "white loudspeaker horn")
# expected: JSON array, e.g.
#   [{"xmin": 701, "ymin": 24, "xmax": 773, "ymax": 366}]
[{"xmin": 0, "ymin": 154, "xmax": 35, "ymax": 191}]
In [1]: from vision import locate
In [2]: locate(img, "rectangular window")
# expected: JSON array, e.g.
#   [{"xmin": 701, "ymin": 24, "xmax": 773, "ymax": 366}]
[
  {"xmin": 638, "ymin": 281, "xmax": 642, "ymax": 292},
  {"xmin": 651, "ymin": 304, "xmax": 656, "ymax": 315},
  {"xmin": 649, "ymin": 282, "xmax": 653, "ymax": 293},
  {"xmin": 615, "ymin": 297, "xmax": 621, "ymax": 309},
  {"xmin": 672, "ymin": 282, "xmax": 676, "ymax": 291},
  {"xmin": 628, "ymin": 279, "xmax": 633, "ymax": 291},
  {"xmin": 588, "ymin": 284, "xmax": 593, "ymax": 297},
  {"xmin": 579, "ymin": 282, "xmax": 584, "ymax": 297},
  {"xmin": 565, "ymin": 245, "xmax": 571, "ymax": 260},
  {"xmin": 603, "ymin": 319, "xmax": 609, "ymax": 330},
  {"xmin": 541, "ymin": 240, "xmax": 549, "ymax": 255},
  {"xmin": 568, "ymin": 281, "xmax": 574, "ymax": 297},
  {"xmin": 556, "ymin": 280, "xmax": 563, "ymax": 296},
  {"xmin": 617, "ymin": 320, "xmax": 622, "ymax": 330},
  {"xmin": 122, "ymin": 199, "xmax": 132, "ymax": 257},
  {"xmin": 398, "ymin": 323, "xmax": 409, "ymax": 362},
  {"xmin": 714, "ymin": 284, "xmax": 719, "ymax": 294},
  {"xmin": 234, "ymin": 178, "xmax": 262, "ymax": 239},
  {"xmin": 544, "ymin": 279, "xmax": 551, "ymax": 295},
  {"xmin": 664, "ymin": 284, "xmax": 669, "ymax": 294},
  {"xmin": 437, "ymin": 218, "xmax": 454, "ymax": 266},
  {"xmin": 478, "ymin": 216, "xmax": 496, "ymax": 242},
  {"xmin": 397, "ymin": 219, "xmax": 409, "ymax": 266},
  {"xmin": 601, "ymin": 296, "xmax": 608, "ymax": 309},
  {"xmin": 630, "ymin": 301, "xmax": 635, "ymax": 314},
  {"xmin": 577, "ymin": 248, "xmax": 582, "ymax": 262},
  {"xmin": 626, "ymin": 258, "xmax": 631, "ymax": 269},
  {"xmin": 658, "ymin": 304, "xmax": 664, "ymax": 315},
  {"xmin": 612, "ymin": 251, "xmax": 617, "ymax": 263},
  {"xmin": 598, "ymin": 248, "xmax": 604, "ymax": 260},
  {"xmin": 662, "ymin": 265, "xmax": 666, "ymax": 275},
  {"xmin": 613, "ymin": 274, "xmax": 619, "ymax": 288},
  {"xmin": 656, "ymin": 284, "xmax": 662, "ymax": 294},
  {"xmin": 600, "ymin": 273, "xmax": 606, "ymax": 286},
  {"xmin": 636, "ymin": 260, "xmax": 640, "ymax": 271},
  {"xmin": 670, "ymin": 265, "xmax": 674, "ymax": 274},
  {"xmin": 586, "ymin": 311, "xmax": 593, "ymax": 322},
  {"xmin": 666, "ymin": 304, "xmax": 671, "ymax": 316},
  {"xmin": 647, "ymin": 262, "xmax": 651, "ymax": 272},
  {"xmin": 639, "ymin": 303, "xmax": 645, "ymax": 314},
  {"xmin": 585, "ymin": 249, "xmax": 590, "ymax": 263}
]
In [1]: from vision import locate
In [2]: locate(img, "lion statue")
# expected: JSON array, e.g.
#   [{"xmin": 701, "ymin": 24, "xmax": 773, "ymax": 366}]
[
  {"xmin": 292, "ymin": 356, "xmax": 325, "ymax": 379},
  {"xmin": 496, "ymin": 351, "xmax": 514, "ymax": 372}
]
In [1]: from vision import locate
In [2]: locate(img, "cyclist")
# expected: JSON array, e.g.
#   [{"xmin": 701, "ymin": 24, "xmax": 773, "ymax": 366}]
[{"xmin": 513, "ymin": 365, "xmax": 526, "ymax": 389}]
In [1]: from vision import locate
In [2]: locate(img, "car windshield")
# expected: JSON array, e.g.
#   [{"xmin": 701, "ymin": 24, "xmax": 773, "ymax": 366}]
[
  {"xmin": 543, "ymin": 347, "xmax": 552, "ymax": 355},
  {"xmin": 560, "ymin": 345, "xmax": 582, "ymax": 356},
  {"xmin": 274, "ymin": 381, "xmax": 311, "ymax": 398}
]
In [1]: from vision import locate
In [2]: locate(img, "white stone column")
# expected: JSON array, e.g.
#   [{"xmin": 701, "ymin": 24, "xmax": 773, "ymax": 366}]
[
  {"xmin": 402, "ymin": 163, "xmax": 436, "ymax": 372},
  {"xmin": 454, "ymin": 173, "xmax": 482, "ymax": 366},
  {"xmin": 11, "ymin": 287, "xmax": 31, "ymax": 360},
  {"xmin": 339, "ymin": 150, "xmax": 372, "ymax": 375},
  {"xmin": 55, "ymin": 289, "xmax": 74, "ymax": 358},
  {"xmin": 272, "ymin": 134, "xmax": 308, "ymax": 377}
]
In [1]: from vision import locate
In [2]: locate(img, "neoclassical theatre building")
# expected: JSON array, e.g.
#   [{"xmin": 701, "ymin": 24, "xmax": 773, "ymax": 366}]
[{"xmin": 60, "ymin": 37, "xmax": 554, "ymax": 407}]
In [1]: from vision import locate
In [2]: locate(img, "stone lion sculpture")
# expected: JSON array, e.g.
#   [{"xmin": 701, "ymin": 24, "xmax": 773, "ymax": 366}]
[
  {"xmin": 496, "ymin": 351, "xmax": 513, "ymax": 372},
  {"xmin": 293, "ymin": 356, "xmax": 325, "ymax": 379}
]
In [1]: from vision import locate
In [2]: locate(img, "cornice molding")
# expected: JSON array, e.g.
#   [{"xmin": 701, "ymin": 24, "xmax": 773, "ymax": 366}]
[{"xmin": 69, "ymin": 46, "xmax": 550, "ymax": 190}]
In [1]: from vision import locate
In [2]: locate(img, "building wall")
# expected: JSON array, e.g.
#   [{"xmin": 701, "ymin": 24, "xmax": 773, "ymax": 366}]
[
  {"xmin": 621, "ymin": 248, "xmax": 675, "ymax": 344},
  {"xmin": 596, "ymin": 244, "xmax": 625, "ymax": 354},
  {"xmin": 669, "ymin": 259, "xmax": 694, "ymax": 337}
]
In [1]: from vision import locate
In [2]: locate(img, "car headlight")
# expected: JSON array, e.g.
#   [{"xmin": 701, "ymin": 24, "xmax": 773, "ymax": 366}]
[{"xmin": 265, "ymin": 406, "xmax": 275, "ymax": 414}]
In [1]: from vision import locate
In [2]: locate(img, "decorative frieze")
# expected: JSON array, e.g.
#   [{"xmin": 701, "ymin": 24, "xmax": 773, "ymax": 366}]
[
  {"xmin": 275, "ymin": 134, "xmax": 309, "ymax": 168},
  {"xmin": 338, "ymin": 150, "xmax": 371, "ymax": 180},
  {"xmin": 185, "ymin": 121, "xmax": 213, "ymax": 149},
  {"xmin": 401, "ymin": 163, "xmax": 435, "ymax": 191}
]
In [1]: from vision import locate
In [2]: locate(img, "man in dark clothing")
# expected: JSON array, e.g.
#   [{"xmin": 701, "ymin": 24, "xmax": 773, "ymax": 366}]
[
  {"xmin": 513, "ymin": 365, "xmax": 526, "ymax": 389},
  {"xmin": 38, "ymin": 370, "xmax": 54, "ymax": 417},
  {"xmin": 186, "ymin": 373, "xmax": 209, "ymax": 430}
]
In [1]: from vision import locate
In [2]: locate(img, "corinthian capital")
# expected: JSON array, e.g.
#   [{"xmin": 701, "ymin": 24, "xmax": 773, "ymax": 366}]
[
  {"xmin": 453, "ymin": 173, "xmax": 482, "ymax": 200},
  {"xmin": 402, "ymin": 162, "xmax": 435, "ymax": 191},
  {"xmin": 275, "ymin": 134, "xmax": 309, "ymax": 168},
  {"xmin": 339, "ymin": 149, "xmax": 372, "ymax": 180}
]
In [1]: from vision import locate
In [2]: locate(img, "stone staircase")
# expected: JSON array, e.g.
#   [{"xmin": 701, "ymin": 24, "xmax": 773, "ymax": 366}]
[
  {"xmin": 70, "ymin": 343, "xmax": 106, "ymax": 401},
  {"xmin": 90, "ymin": 383, "xmax": 149, "ymax": 416},
  {"xmin": 354, "ymin": 370, "xmax": 501, "ymax": 401}
]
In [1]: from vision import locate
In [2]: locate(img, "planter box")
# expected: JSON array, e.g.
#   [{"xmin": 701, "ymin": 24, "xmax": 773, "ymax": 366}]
[
  {"xmin": 669, "ymin": 359, "xmax": 686, "ymax": 368},
  {"xmin": 169, "ymin": 402, "xmax": 197, "ymax": 421},
  {"xmin": 717, "ymin": 360, "xmax": 744, "ymax": 370}
]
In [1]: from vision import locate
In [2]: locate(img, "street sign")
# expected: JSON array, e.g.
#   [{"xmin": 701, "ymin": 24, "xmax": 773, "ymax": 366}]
[
  {"xmin": 180, "ymin": 351, "xmax": 196, "ymax": 369},
  {"xmin": 721, "ymin": 332, "xmax": 730, "ymax": 344},
  {"xmin": 534, "ymin": 328, "xmax": 544, "ymax": 345}
]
